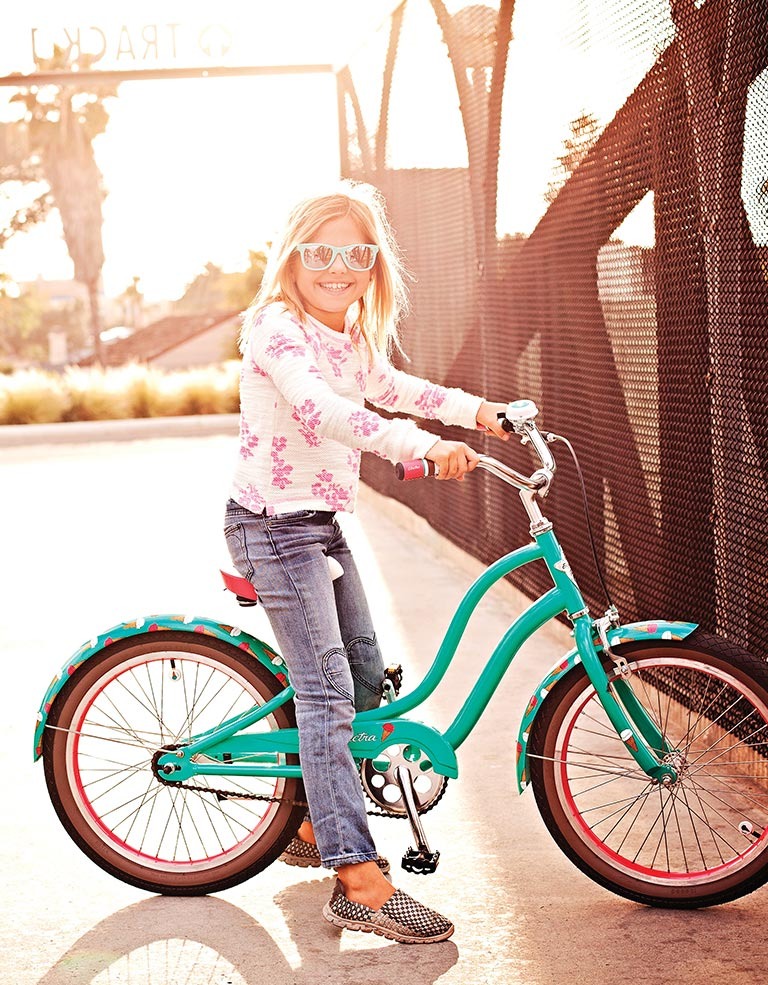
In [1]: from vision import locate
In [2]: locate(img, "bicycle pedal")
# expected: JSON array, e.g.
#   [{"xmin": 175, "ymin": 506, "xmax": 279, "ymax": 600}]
[
  {"xmin": 401, "ymin": 847, "xmax": 440, "ymax": 874},
  {"xmin": 383, "ymin": 664, "xmax": 403, "ymax": 696}
]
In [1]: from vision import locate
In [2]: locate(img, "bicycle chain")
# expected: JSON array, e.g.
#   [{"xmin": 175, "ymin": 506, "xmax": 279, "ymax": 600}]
[
  {"xmin": 150, "ymin": 663, "xmax": 417, "ymax": 820},
  {"xmin": 151, "ymin": 749, "xmax": 397, "ymax": 818}
]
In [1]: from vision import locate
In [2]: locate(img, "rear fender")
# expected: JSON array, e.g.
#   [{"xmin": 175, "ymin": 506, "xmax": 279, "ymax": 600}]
[
  {"xmin": 33, "ymin": 614, "xmax": 288, "ymax": 760},
  {"xmin": 515, "ymin": 620, "xmax": 698, "ymax": 792}
]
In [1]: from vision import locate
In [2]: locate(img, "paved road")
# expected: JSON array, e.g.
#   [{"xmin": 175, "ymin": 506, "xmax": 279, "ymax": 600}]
[{"xmin": 1, "ymin": 422, "xmax": 766, "ymax": 984}]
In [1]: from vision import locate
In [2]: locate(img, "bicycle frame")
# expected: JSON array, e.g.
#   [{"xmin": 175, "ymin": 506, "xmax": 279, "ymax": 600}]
[
  {"xmin": 35, "ymin": 408, "xmax": 690, "ymax": 792},
  {"xmin": 150, "ymin": 523, "xmax": 683, "ymax": 788}
]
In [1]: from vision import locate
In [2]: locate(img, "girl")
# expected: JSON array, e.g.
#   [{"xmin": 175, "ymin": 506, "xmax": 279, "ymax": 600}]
[{"xmin": 224, "ymin": 181, "xmax": 508, "ymax": 944}]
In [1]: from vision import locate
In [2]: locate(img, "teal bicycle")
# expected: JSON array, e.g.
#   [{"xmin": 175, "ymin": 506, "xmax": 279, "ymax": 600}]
[{"xmin": 35, "ymin": 401, "xmax": 768, "ymax": 907}]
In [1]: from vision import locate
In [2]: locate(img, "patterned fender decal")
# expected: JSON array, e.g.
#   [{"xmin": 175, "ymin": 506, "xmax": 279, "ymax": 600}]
[
  {"xmin": 33, "ymin": 614, "xmax": 288, "ymax": 761},
  {"xmin": 515, "ymin": 620, "xmax": 697, "ymax": 792}
]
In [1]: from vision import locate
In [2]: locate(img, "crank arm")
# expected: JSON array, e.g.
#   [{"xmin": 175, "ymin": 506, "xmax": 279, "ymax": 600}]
[{"xmin": 395, "ymin": 765, "xmax": 440, "ymax": 874}]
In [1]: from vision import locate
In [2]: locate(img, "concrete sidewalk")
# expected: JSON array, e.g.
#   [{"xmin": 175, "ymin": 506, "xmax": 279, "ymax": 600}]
[{"xmin": 0, "ymin": 412, "xmax": 240, "ymax": 447}]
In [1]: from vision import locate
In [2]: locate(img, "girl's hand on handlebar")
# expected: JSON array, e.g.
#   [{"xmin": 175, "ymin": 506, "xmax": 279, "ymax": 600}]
[
  {"xmin": 476, "ymin": 401, "xmax": 511, "ymax": 440},
  {"xmin": 425, "ymin": 440, "xmax": 480, "ymax": 481}
]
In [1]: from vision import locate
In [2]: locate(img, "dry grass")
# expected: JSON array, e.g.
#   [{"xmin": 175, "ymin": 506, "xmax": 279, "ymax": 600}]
[{"xmin": 0, "ymin": 362, "xmax": 240, "ymax": 425}]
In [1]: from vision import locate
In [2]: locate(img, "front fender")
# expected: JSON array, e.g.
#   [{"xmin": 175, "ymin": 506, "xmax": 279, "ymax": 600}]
[
  {"xmin": 33, "ymin": 614, "xmax": 288, "ymax": 760},
  {"xmin": 515, "ymin": 619, "xmax": 698, "ymax": 792}
]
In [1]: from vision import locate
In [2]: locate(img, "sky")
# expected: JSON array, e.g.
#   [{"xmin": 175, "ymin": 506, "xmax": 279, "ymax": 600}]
[
  {"xmin": 1, "ymin": 1, "xmax": 765, "ymax": 306},
  {"xmin": 0, "ymin": 1, "xmax": 400, "ymax": 302}
]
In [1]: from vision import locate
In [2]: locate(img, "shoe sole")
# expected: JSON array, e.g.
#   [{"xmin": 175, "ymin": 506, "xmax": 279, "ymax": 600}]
[
  {"xmin": 281, "ymin": 855, "xmax": 391, "ymax": 874},
  {"xmin": 281, "ymin": 854, "xmax": 320, "ymax": 868},
  {"xmin": 322, "ymin": 903, "xmax": 454, "ymax": 944}
]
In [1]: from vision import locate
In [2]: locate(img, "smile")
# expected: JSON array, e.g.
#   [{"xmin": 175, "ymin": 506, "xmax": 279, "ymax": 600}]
[{"xmin": 318, "ymin": 282, "xmax": 353, "ymax": 293}]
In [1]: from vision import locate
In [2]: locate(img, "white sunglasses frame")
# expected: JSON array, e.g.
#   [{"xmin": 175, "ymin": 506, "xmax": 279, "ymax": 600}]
[{"xmin": 294, "ymin": 243, "xmax": 380, "ymax": 271}]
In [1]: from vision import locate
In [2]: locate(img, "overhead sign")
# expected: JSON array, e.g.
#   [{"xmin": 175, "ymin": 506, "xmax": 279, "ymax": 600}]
[
  {"xmin": 30, "ymin": 23, "xmax": 238, "ymax": 68},
  {"xmin": 0, "ymin": 22, "xmax": 334, "ymax": 85}
]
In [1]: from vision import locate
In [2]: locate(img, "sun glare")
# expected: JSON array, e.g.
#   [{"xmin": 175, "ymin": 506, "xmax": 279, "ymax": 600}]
[
  {"xmin": 0, "ymin": 0, "xmax": 676, "ymax": 304},
  {"xmin": 0, "ymin": 1, "xmax": 397, "ymax": 302}
]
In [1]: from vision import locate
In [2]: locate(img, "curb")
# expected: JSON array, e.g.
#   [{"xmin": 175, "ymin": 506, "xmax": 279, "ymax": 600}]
[{"xmin": 0, "ymin": 413, "xmax": 240, "ymax": 448}]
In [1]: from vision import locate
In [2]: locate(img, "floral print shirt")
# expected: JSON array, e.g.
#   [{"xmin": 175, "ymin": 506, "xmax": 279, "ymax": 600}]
[{"xmin": 231, "ymin": 303, "xmax": 484, "ymax": 515}]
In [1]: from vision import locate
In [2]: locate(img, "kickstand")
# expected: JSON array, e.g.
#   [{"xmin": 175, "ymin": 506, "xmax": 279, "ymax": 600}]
[{"xmin": 395, "ymin": 765, "xmax": 440, "ymax": 874}]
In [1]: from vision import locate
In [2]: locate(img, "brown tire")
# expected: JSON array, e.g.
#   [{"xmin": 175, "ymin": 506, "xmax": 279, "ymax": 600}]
[
  {"xmin": 529, "ymin": 629, "xmax": 768, "ymax": 907},
  {"xmin": 43, "ymin": 632, "xmax": 305, "ymax": 895}
]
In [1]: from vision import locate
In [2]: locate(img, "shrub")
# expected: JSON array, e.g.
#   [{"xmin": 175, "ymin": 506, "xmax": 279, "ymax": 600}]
[
  {"xmin": 0, "ymin": 361, "xmax": 241, "ymax": 425},
  {"xmin": 62, "ymin": 366, "xmax": 133, "ymax": 421},
  {"xmin": 0, "ymin": 369, "xmax": 70, "ymax": 424}
]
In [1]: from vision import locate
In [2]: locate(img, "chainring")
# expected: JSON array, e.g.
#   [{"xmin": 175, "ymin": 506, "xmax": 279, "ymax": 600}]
[{"xmin": 360, "ymin": 743, "xmax": 448, "ymax": 817}]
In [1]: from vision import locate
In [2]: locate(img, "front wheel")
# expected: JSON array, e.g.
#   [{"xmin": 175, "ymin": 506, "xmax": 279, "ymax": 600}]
[
  {"xmin": 529, "ymin": 629, "xmax": 768, "ymax": 907},
  {"xmin": 43, "ymin": 632, "xmax": 305, "ymax": 895}
]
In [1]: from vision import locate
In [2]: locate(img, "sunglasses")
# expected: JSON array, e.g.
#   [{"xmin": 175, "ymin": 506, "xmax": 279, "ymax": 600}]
[{"xmin": 294, "ymin": 243, "xmax": 379, "ymax": 271}]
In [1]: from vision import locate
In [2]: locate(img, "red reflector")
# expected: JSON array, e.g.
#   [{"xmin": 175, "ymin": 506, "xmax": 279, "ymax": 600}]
[{"xmin": 220, "ymin": 570, "xmax": 258, "ymax": 601}]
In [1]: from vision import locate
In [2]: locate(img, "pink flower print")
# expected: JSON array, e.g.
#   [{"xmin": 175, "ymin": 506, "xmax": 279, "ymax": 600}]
[
  {"xmin": 311, "ymin": 470, "xmax": 352, "ymax": 511},
  {"xmin": 249, "ymin": 356, "xmax": 268, "ymax": 378},
  {"xmin": 349, "ymin": 409, "xmax": 381, "ymax": 438},
  {"xmin": 354, "ymin": 368, "xmax": 366, "ymax": 393},
  {"xmin": 349, "ymin": 323, "xmax": 363, "ymax": 345},
  {"xmin": 415, "ymin": 383, "xmax": 447, "ymax": 418},
  {"xmin": 324, "ymin": 342, "xmax": 348, "ymax": 378},
  {"xmin": 291, "ymin": 317, "xmax": 322, "ymax": 360},
  {"xmin": 346, "ymin": 449, "xmax": 361, "ymax": 471},
  {"xmin": 307, "ymin": 331, "xmax": 322, "ymax": 361},
  {"xmin": 236, "ymin": 485, "xmax": 265, "ymax": 513},
  {"xmin": 270, "ymin": 436, "xmax": 293, "ymax": 489},
  {"xmin": 239, "ymin": 419, "xmax": 260, "ymax": 459},
  {"xmin": 374, "ymin": 373, "xmax": 400, "ymax": 408},
  {"xmin": 265, "ymin": 332, "xmax": 306, "ymax": 361},
  {"xmin": 292, "ymin": 399, "xmax": 322, "ymax": 447}
]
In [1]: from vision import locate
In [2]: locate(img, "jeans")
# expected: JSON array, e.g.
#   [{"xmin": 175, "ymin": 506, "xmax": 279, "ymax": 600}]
[{"xmin": 224, "ymin": 499, "xmax": 385, "ymax": 868}]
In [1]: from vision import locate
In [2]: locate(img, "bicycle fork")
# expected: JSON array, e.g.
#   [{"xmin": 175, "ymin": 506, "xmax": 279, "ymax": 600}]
[{"xmin": 573, "ymin": 616, "xmax": 679, "ymax": 785}]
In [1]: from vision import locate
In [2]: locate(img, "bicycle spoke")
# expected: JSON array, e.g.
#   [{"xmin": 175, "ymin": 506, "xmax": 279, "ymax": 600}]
[
  {"xmin": 538, "ymin": 650, "xmax": 768, "ymax": 891},
  {"xmin": 47, "ymin": 722, "xmax": 164, "ymax": 752},
  {"xmin": 685, "ymin": 772, "xmax": 768, "ymax": 831},
  {"xmin": 528, "ymin": 751, "xmax": 651, "ymax": 782},
  {"xmin": 56, "ymin": 647, "xmax": 297, "ymax": 875}
]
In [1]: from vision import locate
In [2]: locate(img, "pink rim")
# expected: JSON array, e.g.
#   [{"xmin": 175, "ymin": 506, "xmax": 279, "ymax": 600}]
[
  {"xmin": 69, "ymin": 656, "xmax": 282, "ymax": 868},
  {"xmin": 558, "ymin": 668, "xmax": 768, "ymax": 882}
]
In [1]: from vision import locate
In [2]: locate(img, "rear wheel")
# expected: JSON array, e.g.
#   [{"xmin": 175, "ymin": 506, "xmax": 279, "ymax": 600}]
[
  {"xmin": 43, "ymin": 632, "xmax": 305, "ymax": 895},
  {"xmin": 529, "ymin": 630, "xmax": 768, "ymax": 907}
]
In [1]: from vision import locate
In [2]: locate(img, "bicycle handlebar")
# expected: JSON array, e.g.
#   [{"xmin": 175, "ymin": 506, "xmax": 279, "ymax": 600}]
[
  {"xmin": 395, "ymin": 459, "xmax": 439, "ymax": 481},
  {"xmin": 395, "ymin": 399, "xmax": 556, "ymax": 495},
  {"xmin": 395, "ymin": 454, "xmax": 550, "ymax": 491}
]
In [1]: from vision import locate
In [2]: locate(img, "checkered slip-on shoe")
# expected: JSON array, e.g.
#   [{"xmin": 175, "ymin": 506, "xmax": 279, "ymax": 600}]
[
  {"xmin": 280, "ymin": 838, "xmax": 390, "ymax": 874},
  {"xmin": 322, "ymin": 880, "xmax": 454, "ymax": 944}
]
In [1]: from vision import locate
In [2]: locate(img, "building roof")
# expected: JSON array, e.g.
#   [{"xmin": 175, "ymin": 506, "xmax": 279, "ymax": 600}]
[{"xmin": 84, "ymin": 310, "xmax": 241, "ymax": 366}]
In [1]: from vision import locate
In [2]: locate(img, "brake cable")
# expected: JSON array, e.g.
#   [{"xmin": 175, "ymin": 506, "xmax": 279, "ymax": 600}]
[{"xmin": 544, "ymin": 431, "xmax": 616, "ymax": 613}]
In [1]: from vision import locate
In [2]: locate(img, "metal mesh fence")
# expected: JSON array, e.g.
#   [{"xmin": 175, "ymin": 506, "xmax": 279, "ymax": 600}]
[{"xmin": 338, "ymin": 0, "xmax": 768, "ymax": 653}]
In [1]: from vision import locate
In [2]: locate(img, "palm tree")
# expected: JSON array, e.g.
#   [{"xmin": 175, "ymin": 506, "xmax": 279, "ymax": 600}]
[{"xmin": 2, "ymin": 46, "xmax": 116, "ymax": 362}]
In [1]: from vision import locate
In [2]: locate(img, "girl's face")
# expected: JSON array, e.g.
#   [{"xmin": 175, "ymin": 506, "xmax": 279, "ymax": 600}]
[{"xmin": 292, "ymin": 215, "xmax": 374, "ymax": 332}]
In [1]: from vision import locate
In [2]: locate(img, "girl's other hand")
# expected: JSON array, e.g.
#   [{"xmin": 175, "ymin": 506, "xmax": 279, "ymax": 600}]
[
  {"xmin": 476, "ymin": 401, "xmax": 510, "ymax": 440},
  {"xmin": 425, "ymin": 440, "xmax": 480, "ymax": 481}
]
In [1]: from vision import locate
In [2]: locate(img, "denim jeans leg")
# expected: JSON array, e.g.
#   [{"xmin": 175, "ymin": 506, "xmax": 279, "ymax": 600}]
[
  {"xmin": 327, "ymin": 526, "xmax": 385, "ymax": 713},
  {"xmin": 224, "ymin": 506, "xmax": 378, "ymax": 868}
]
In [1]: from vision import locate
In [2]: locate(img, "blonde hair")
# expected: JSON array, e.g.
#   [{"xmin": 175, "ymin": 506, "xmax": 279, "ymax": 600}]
[{"xmin": 239, "ymin": 181, "xmax": 409, "ymax": 355}]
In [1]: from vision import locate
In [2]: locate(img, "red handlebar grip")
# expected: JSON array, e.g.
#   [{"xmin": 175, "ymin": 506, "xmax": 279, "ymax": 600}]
[{"xmin": 395, "ymin": 459, "xmax": 438, "ymax": 481}]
